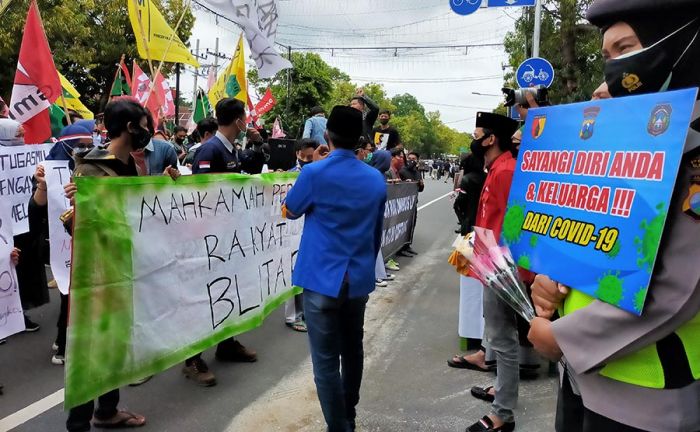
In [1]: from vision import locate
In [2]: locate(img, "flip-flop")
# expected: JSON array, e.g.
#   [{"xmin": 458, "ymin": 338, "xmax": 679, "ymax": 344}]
[
  {"xmin": 447, "ymin": 355, "xmax": 492, "ymax": 372},
  {"xmin": 471, "ymin": 386, "xmax": 495, "ymax": 403},
  {"xmin": 286, "ymin": 321, "xmax": 307, "ymax": 333},
  {"xmin": 93, "ymin": 411, "xmax": 146, "ymax": 429}
]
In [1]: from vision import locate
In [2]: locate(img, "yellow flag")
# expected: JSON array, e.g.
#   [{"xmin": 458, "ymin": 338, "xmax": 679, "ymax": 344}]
[
  {"xmin": 0, "ymin": 0, "xmax": 14, "ymax": 15},
  {"xmin": 127, "ymin": 0, "xmax": 200, "ymax": 67},
  {"xmin": 208, "ymin": 34, "xmax": 248, "ymax": 107},
  {"xmin": 58, "ymin": 72, "xmax": 94, "ymax": 120}
]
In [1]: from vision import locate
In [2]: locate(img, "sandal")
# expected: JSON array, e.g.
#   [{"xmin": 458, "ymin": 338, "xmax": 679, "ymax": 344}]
[
  {"xmin": 93, "ymin": 410, "xmax": 146, "ymax": 429},
  {"xmin": 286, "ymin": 320, "xmax": 307, "ymax": 333},
  {"xmin": 447, "ymin": 355, "xmax": 493, "ymax": 372},
  {"xmin": 471, "ymin": 386, "xmax": 495, "ymax": 403}
]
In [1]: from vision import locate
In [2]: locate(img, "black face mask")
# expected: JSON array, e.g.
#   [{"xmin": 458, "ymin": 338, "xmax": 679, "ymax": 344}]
[
  {"xmin": 175, "ymin": 137, "xmax": 185, "ymax": 145},
  {"xmin": 298, "ymin": 159, "xmax": 311, "ymax": 168},
  {"xmin": 130, "ymin": 126, "xmax": 152, "ymax": 150},
  {"xmin": 407, "ymin": 160, "xmax": 417, "ymax": 169},
  {"xmin": 470, "ymin": 136, "xmax": 488, "ymax": 159},
  {"xmin": 379, "ymin": 118, "xmax": 389, "ymax": 126},
  {"xmin": 605, "ymin": 19, "xmax": 700, "ymax": 98}
]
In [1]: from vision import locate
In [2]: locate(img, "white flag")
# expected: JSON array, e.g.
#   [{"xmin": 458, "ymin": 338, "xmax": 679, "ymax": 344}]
[{"xmin": 198, "ymin": 0, "xmax": 292, "ymax": 79}]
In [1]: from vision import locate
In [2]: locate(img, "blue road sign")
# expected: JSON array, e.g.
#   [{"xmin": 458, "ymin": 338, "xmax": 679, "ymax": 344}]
[
  {"xmin": 516, "ymin": 57, "xmax": 555, "ymax": 88},
  {"xmin": 509, "ymin": 106, "xmax": 522, "ymax": 121},
  {"xmin": 489, "ymin": 0, "xmax": 536, "ymax": 6},
  {"xmin": 449, "ymin": 0, "xmax": 482, "ymax": 16}
]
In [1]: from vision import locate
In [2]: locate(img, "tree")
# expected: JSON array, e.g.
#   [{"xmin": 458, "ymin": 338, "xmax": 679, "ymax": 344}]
[
  {"xmin": 391, "ymin": 93, "xmax": 425, "ymax": 117},
  {"xmin": 0, "ymin": 0, "xmax": 195, "ymax": 112},
  {"xmin": 503, "ymin": 0, "xmax": 603, "ymax": 103}
]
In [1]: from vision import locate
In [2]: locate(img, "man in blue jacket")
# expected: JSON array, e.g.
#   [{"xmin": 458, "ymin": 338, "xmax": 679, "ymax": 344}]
[
  {"xmin": 285, "ymin": 105, "xmax": 387, "ymax": 432},
  {"xmin": 302, "ymin": 106, "xmax": 328, "ymax": 145}
]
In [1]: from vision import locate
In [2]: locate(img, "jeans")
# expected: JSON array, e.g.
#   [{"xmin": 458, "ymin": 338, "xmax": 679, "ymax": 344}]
[
  {"xmin": 66, "ymin": 389, "xmax": 119, "ymax": 431},
  {"xmin": 304, "ymin": 285, "xmax": 368, "ymax": 432},
  {"xmin": 483, "ymin": 286, "xmax": 519, "ymax": 423}
]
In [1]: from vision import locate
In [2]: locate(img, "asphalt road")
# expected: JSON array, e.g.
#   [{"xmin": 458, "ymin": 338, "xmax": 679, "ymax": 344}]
[{"xmin": 0, "ymin": 178, "xmax": 557, "ymax": 432}]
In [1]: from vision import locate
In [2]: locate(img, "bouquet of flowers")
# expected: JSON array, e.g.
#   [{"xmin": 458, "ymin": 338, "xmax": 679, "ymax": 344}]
[{"xmin": 467, "ymin": 227, "xmax": 536, "ymax": 322}]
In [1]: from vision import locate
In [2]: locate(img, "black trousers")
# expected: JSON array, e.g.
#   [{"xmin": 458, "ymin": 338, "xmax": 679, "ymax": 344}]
[
  {"xmin": 66, "ymin": 389, "xmax": 119, "ymax": 432},
  {"xmin": 556, "ymin": 374, "xmax": 647, "ymax": 432},
  {"xmin": 56, "ymin": 294, "xmax": 69, "ymax": 356}
]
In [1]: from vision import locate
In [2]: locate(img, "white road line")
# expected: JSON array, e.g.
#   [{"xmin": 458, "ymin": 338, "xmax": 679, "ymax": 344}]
[
  {"xmin": 0, "ymin": 388, "xmax": 64, "ymax": 431},
  {"xmin": 418, "ymin": 192, "xmax": 452, "ymax": 212}
]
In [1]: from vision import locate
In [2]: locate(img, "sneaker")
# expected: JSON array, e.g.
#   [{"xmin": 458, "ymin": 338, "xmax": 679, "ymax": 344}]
[
  {"xmin": 183, "ymin": 358, "xmax": 217, "ymax": 387},
  {"xmin": 375, "ymin": 279, "xmax": 388, "ymax": 287},
  {"xmin": 51, "ymin": 355, "xmax": 65, "ymax": 365},
  {"xmin": 23, "ymin": 316, "xmax": 40, "ymax": 332},
  {"xmin": 383, "ymin": 274, "xmax": 396, "ymax": 281},
  {"xmin": 215, "ymin": 339, "xmax": 257, "ymax": 363},
  {"xmin": 385, "ymin": 259, "xmax": 400, "ymax": 272},
  {"xmin": 52, "ymin": 342, "xmax": 59, "ymax": 352}
]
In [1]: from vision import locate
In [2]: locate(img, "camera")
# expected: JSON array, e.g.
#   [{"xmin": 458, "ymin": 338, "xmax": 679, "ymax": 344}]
[{"xmin": 502, "ymin": 86, "xmax": 549, "ymax": 108}]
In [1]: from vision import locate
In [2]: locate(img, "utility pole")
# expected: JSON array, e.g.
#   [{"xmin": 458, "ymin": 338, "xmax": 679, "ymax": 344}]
[
  {"xmin": 175, "ymin": 63, "xmax": 181, "ymax": 126},
  {"xmin": 533, "ymin": 0, "xmax": 542, "ymax": 57},
  {"xmin": 286, "ymin": 45, "xmax": 292, "ymax": 116}
]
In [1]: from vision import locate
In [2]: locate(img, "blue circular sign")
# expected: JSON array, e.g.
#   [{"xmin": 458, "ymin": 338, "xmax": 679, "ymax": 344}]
[
  {"xmin": 516, "ymin": 57, "xmax": 555, "ymax": 88},
  {"xmin": 449, "ymin": 0, "xmax": 482, "ymax": 16}
]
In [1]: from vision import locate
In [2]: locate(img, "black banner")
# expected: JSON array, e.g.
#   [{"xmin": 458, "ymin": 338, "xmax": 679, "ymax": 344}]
[{"xmin": 381, "ymin": 182, "xmax": 419, "ymax": 258}]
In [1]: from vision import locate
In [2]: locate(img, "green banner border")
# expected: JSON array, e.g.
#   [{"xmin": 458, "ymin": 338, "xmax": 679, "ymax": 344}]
[{"xmin": 65, "ymin": 173, "xmax": 299, "ymax": 408}]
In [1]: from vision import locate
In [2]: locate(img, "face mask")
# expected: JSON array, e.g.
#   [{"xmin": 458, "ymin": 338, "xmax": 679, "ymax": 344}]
[
  {"xmin": 605, "ymin": 19, "xmax": 700, "ymax": 97},
  {"xmin": 298, "ymin": 159, "xmax": 311, "ymax": 168},
  {"xmin": 379, "ymin": 118, "xmax": 389, "ymax": 126},
  {"xmin": 175, "ymin": 137, "xmax": 185, "ymax": 145},
  {"xmin": 470, "ymin": 136, "xmax": 488, "ymax": 159},
  {"xmin": 407, "ymin": 160, "xmax": 417, "ymax": 169},
  {"xmin": 363, "ymin": 152, "xmax": 373, "ymax": 164},
  {"xmin": 130, "ymin": 126, "xmax": 151, "ymax": 150},
  {"xmin": 72, "ymin": 146, "xmax": 93, "ymax": 158}
]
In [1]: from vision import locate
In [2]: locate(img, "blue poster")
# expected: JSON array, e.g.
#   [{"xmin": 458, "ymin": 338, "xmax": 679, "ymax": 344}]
[{"xmin": 504, "ymin": 88, "xmax": 697, "ymax": 315}]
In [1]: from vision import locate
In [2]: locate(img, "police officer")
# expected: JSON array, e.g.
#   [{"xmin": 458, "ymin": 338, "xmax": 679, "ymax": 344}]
[{"xmin": 528, "ymin": 1, "xmax": 700, "ymax": 431}]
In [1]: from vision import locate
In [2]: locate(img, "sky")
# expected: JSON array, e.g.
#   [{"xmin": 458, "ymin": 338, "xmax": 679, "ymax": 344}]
[{"xmin": 182, "ymin": 0, "xmax": 524, "ymax": 132}]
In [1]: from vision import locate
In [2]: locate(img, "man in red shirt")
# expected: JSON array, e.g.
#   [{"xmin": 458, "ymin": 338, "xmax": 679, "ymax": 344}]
[{"xmin": 465, "ymin": 112, "xmax": 520, "ymax": 432}]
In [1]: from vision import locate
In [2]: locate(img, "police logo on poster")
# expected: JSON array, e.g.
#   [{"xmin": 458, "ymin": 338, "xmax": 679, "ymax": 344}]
[
  {"xmin": 531, "ymin": 115, "xmax": 546, "ymax": 140},
  {"xmin": 648, "ymin": 104, "xmax": 672, "ymax": 136},
  {"xmin": 580, "ymin": 106, "xmax": 600, "ymax": 140}
]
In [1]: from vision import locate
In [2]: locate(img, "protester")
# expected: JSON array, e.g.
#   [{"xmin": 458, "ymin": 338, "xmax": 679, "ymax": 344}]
[
  {"xmin": 33, "ymin": 122, "xmax": 96, "ymax": 365},
  {"xmin": 284, "ymin": 105, "xmax": 387, "ymax": 432},
  {"xmin": 145, "ymin": 113, "xmax": 179, "ymax": 177},
  {"xmin": 453, "ymin": 154, "xmax": 486, "ymax": 236},
  {"xmin": 61, "ymin": 99, "xmax": 149, "ymax": 431},
  {"xmin": 456, "ymin": 112, "xmax": 519, "ymax": 432},
  {"xmin": 302, "ymin": 106, "xmax": 328, "ymax": 145},
  {"xmin": 0, "ymin": 118, "xmax": 48, "ymax": 332},
  {"xmin": 385, "ymin": 147, "xmax": 404, "ymax": 181},
  {"xmin": 528, "ymin": 2, "xmax": 700, "ymax": 431},
  {"xmin": 372, "ymin": 109, "xmax": 401, "ymax": 151},
  {"xmin": 395, "ymin": 151, "xmax": 423, "ymax": 258},
  {"xmin": 184, "ymin": 117, "xmax": 217, "ymax": 166},
  {"xmin": 284, "ymin": 137, "xmax": 320, "ymax": 333},
  {"xmin": 188, "ymin": 98, "xmax": 258, "ymax": 387},
  {"xmin": 350, "ymin": 88, "xmax": 380, "ymax": 144},
  {"xmin": 171, "ymin": 125, "xmax": 189, "ymax": 162}
]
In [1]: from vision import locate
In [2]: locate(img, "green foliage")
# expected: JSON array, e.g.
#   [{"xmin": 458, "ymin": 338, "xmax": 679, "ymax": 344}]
[
  {"xmin": 503, "ymin": 0, "xmax": 604, "ymax": 103},
  {"xmin": 0, "ymin": 0, "xmax": 195, "ymax": 112}
]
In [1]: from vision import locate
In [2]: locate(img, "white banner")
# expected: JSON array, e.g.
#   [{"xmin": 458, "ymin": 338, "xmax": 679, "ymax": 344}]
[
  {"xmin": 43, "ymin": 160, "xmax": 72, "ymax": 295},
  {"xmin": 0, "ymin": 144, "xmax": 53, "ymax": 235},
  {"xmin": 0, "ymin": 201, "xmax": 24, "ymax": 340},
  {"xmin": 199, "ymin": 0, "xmax": 292, "ymax": 79}
]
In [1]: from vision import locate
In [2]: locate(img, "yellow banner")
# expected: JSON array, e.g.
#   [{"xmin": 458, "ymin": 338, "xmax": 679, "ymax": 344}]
[
  {"xmin": 58, "ymin": 72, "xmax": 94, "ymax": 120},
  {"xmin": 127, "ymin": 0, "xmax": 200, "ymax": 67},
  {"xmin": 208, "ymin": 34, "xmax": 247, "ymax": 108}
]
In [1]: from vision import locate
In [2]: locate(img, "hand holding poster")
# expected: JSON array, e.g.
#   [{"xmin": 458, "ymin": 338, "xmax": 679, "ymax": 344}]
[
  {"xmin": 0, "ymin": 201, "xmax": 24, "ymax": 340},
  {"xmin": 0, "ymin": 143, "xmax": 52, "ymax": 234},
  {"xmin": 505, "ymin": 88, "xmax": 697, "ymax": 315},
  {"xmin": 66, "ymin": 173, "xmax": 302, "ymax": 408},
  {"xmin": 43, "ymin": 160, "xmax": 72, "ymax": 295}
]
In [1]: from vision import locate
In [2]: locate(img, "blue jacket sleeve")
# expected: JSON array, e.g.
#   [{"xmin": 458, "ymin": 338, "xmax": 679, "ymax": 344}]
[
  {"xmin": 302, "ymin": 118, "xmax": 313, "ymax": 139},
  {"xmin": 374, "ymin": 180, "xmax": 387, "ymax": 257},
  {"xmin": 165, "ymin": 145, "xmax": 178, "ymax": 170},
  {"xmin": 285, "ymin": 167, "xmax": 313, "ymax": 218}
]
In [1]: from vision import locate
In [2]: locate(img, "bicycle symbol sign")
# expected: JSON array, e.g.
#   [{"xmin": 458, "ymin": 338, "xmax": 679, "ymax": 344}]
[
  {"xmin": 449, "ymin": 0, "xmax": 482, "ymax": 15},
  {"xmin": 516, "ymin": 57, "xmax": 555, "ymax": 88}
]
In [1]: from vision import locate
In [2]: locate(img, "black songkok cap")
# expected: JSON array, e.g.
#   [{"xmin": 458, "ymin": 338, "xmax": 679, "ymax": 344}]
[
  {"xmin": 326, "ymin": 105, "xmax": 362, "ymax": 142},
  {"xmin": 475, "ymin": 112, "xmax": 519, "ymax": 141}
]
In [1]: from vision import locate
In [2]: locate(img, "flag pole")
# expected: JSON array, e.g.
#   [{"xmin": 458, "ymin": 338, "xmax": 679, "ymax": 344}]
[
  {"xmin": 59, "ymin": 93, "xmax": 72, "ymax": 125},
  {"xmin": 109, "ymin": 54, "xmax": 126, "ymax": 98}
]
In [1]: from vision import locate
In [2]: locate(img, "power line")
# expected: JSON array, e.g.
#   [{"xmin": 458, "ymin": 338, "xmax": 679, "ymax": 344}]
[
  {"xmin": 277, "ymin": 42, "xmax": 502, "ymax": 51},
  {"xmin": 350, "ymin": 74, "xmax": 502, "ymax": 84}
]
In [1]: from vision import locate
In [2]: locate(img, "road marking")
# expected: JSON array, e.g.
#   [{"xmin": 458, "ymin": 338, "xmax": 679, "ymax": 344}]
[
  {"xmin": 0, "ymin": 388, "xmax": 64, "ymax": 431},
  {"xmin": 418, "ymin": 192, "xmax": 452, "ymax": 212}
]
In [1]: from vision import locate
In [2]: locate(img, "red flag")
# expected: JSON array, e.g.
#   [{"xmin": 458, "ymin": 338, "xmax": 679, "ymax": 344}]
[
  {"xmin": 9, "ymin": 0, "xmax": 61, "ymax": 143},
  {"xmin": 254, "ymin": 88, "xmax": 277, "ymax": 117},
  {"xmin": 132, "ymin": 62, "xmax": 162, "ymax": 124},
  {"xmin": 154, "ymin": 72, "xmax": 175, "ymax": 118},
  {"xmin": 246, "ymin": 94, "xmax": 258, "ymax": 126}
]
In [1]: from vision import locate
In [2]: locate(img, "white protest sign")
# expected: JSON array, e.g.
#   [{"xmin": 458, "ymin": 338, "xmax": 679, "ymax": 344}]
[
  {"xmin": 43, "ymin": 160, "xmax": 72, "ymax": 295},
  {"xmin": 0, "ymin": 202, "xmax": 24, "ymax": 339},
  {"xmin": 0, "ymin": 144, "xmax": 53, "ymax": 235}
]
